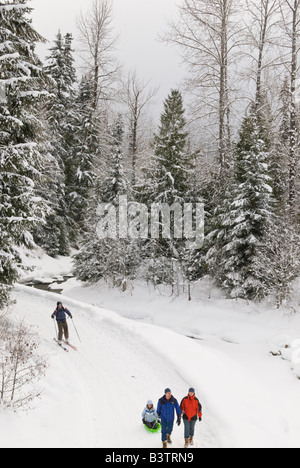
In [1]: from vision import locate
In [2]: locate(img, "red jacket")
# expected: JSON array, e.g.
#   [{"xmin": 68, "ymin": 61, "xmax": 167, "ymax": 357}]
[{"xmin": 180, "ymin": 394, "xmax": 202, "ymax": 422}]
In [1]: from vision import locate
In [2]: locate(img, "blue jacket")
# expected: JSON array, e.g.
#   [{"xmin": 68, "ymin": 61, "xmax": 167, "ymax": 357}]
[
  {"xmin": 142, "ymin": 400, "xmax": 159, "ymax": 423},
  {"xmin": 52, "ymin": 306, "xmax": 72, "ymax": 323},
  {"xmin": 157, "ymin": 395, "xmax": 181, "ymax": 422}
]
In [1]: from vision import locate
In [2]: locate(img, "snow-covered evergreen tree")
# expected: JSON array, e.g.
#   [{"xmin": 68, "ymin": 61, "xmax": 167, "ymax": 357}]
[
  {"xmin": 37, "ymin": 30, "xmax": 78, "ymax": 254},
  {"xmin": 207, "ymin": 112, "xmax": 275, "ymax": 300},
  {"xmin": 69, "ymin": 75, "xmax": 101, "ymax": 234},
  {"xmin": 153, "ymin": 89, "xmax": 191, "ymax": 205},
  {"xmin": 139, "ymin": 90, "xmax": 197, "ymax": 289},
  {"xmin": 0, "ymin": 0, "xmax": 49, "ymax": 306},
  {"xmin": 254, "ymin": 217, "xmax": 300, "ymax": 308},
  {"xmin": 101, "ymin": 114, "xmax": 127, "ymax": 202},
  {"xmin": 271, "ymin": 77, "xmax": 292, "ymax": 211},
  {"xmin": 33, "ymin": 145, "xmax": 70, "ymax": 257},
  {"xmin": 74, "ymin": 115, "xmax": 138, "ymax": 290}
]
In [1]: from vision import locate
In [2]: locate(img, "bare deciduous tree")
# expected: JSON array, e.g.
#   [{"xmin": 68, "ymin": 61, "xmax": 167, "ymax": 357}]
[
  {"xmin": 163, "ymin": 0, "xmax": 241, "ymax": 176},
  {"xmin": 242, "ymin": 0, "xmax": 282, "ymax": 114},
  {"xmin": 122, "ymin": 70, "xmax": 159, "ymax": 186},
  {"xmin": 279, "ymin": 0, "xmax": 300, "ymax": 215},
  {"xmin": 0, "ymin": 320, "xmax": 48, "ymax": 410},
  {"xmin": 76, "ymin": 0, "xmax": 121, "ymax": 111}
]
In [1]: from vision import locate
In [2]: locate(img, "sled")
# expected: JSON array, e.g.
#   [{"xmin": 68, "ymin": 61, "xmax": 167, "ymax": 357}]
[{"xmin": 144, "ymin": 422, "xmax": 161, "ymax": 434}]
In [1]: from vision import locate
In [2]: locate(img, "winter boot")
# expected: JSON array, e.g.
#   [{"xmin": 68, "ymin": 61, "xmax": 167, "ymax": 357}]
[
  {"xmin": 167, "ymin": 434, "xmax": 172, "ymax": 444},
  {"xmin": 184, "ymin": 438, "xmax": 189, "ymax": 448},
  {"xmin": 163, "ymin": 441, "xmax": 168, "ymax": 449},
  {"xmin": 189, "ymin": 436, "xmax": 194, "ymax": 446}
]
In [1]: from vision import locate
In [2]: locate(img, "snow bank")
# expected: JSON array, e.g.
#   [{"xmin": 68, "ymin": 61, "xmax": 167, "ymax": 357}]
[
  {"xmin": 270, "ymin": 336, "xmax": 300, "ymax": 380},
  {"xmin": 17, "ymin": 247, "xmax": 74, "ymax": 283}
]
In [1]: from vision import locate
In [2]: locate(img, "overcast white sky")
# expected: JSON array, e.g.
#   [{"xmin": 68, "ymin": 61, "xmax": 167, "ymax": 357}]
[{"xmin": 30, "ymin": 0, "xmax": 186, "ymax": 120}]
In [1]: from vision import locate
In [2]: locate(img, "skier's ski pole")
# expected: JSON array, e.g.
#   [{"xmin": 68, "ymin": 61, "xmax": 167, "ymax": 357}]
[
  {"xmin": 53, "ymin": 317, "xmax": 58, "ymax": 339},
  {"xmin": 71, "ymin": 317, "xmax": 81, "ymax": 343}
]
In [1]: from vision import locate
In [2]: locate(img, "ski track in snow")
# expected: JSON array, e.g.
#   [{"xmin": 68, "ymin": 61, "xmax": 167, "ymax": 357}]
[{"xmin": 2, "ymin": 285, "xmax": 219, "ymax": 449}]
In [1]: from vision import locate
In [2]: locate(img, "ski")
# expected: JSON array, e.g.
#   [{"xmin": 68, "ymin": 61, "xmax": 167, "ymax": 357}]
[
  {"xmin": 63, "ymin": 341, "xmax": 78, "ymax": 351},
  {"xmin": 53, "ymin": 338, "xmax": 69, "ymax": 352}
]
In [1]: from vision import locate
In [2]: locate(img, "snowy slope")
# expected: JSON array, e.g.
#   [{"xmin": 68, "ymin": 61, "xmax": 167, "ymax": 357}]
[
  {"xmin": 2, "ymin": 278, "xmax": 300, "ymax": 448},
  {"xmin": 60, "ymin": 278, "xmax": 300, "ymax": 447},
  {"xmin": 0, "ymin": 285, "xmax": 219, "ymax": 448}
]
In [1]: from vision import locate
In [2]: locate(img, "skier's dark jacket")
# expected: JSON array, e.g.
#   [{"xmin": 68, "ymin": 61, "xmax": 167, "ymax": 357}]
[
  {"xmin": 157, "ymin": 395, "xmax": 181, "ymax": 422},
  {"xmin": 52, "ymin": 306, "xmax": 72, "ymax": 323},
  {"xmin": 180, "ymin": 394, "xmax": 202, "ymax": 422}
]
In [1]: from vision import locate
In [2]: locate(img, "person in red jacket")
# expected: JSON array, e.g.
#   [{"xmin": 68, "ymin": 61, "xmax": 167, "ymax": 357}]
[{"xmin": 180, "ymin": 388, "xmax": 202, "ymax": 448}]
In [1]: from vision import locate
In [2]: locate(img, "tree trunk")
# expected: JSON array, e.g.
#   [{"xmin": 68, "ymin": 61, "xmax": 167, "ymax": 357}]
[{"xmin": 288, "ymin": 1, "xmax": 298, "ymax": 215}]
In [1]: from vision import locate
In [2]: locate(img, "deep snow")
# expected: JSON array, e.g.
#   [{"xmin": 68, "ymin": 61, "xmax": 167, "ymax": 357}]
[
  {"xmin": 2, "ymin": 250, "xmax": 300, "ymax": 448},
  {"xmin": 1, "ymin": 285, "xmax": 218, "ymax": 448}
]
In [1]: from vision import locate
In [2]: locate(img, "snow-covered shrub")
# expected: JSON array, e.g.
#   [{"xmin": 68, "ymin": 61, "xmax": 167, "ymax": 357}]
[{"xmin": 0, "ymin": 319, "xmax": 48, "ymax": 410}]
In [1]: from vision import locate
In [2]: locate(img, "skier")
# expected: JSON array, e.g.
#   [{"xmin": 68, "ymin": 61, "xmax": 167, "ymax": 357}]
[
  {"xmin": 142, "ymin": 400, "xmax": 159, "ymax": 431},
  {"xmin": 180, "ymin": 388, "xmax": 202, "ymax": 448},
  {"xmin": 157, "ymin": 388, "xmax": 181, "ymax": 448},
  {"xmin": 51, "ymin": 301, "xmax": 73, "ymax": 345}
]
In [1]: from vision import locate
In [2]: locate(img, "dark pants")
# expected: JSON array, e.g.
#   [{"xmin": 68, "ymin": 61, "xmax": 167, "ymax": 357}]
[
  {"xmin": 145, "ymin": 420, "xmax": 158, "ymax": 430},
  {"xmin": 58, "ymin": 321, "xmax": 69, "ymax": 341},
  {"xmin": 183, "ymin": 419, "xmax": 196, "ymax": 439},
  {"xmin": 161, "ymin": 420, "xmax": 174, "ymax": 442}
]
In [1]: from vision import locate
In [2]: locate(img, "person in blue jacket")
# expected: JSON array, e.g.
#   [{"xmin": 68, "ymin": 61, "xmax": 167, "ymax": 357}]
[
  {"xmin": 51, "ymin": 301, "xmax": 72, "ymax": 345},
  {"xmin": 142, "ymin": 400, "xmax": 159, "ymax": 430},
  {"xmin": 157, "ymin": 388, "xmax": 181, "ymax": 448}
]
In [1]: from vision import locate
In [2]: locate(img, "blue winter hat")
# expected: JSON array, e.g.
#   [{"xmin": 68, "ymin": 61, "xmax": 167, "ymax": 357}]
[
  {"xmin": 165, "ymin": 388, "xmax": 171, "ymax": 394},
  {"xmin": 189, "ymin": 387, "xmax": 195, "ymax": 394}
]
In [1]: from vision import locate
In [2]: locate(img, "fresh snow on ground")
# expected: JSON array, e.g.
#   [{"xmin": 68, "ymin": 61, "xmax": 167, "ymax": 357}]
[
  {"xmin": 17, "ymin": 246, "xmax": 74, "ymax": 283},
  {"xmin": 2, "ymin": 251, "xmax": 300, "ymax": 448},
  {"xmin": 1, "ymin": 285, "xmax": 219, "ymax": 449}
]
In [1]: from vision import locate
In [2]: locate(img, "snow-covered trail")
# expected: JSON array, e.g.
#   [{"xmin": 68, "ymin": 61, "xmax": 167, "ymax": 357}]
[
  {"xmin": 4, "ymin": 283, "xmax": 300, "ymax": 448},
  {"xmin": 2, "ymin": 285, "xmax": 219, "ymax": 449}
]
